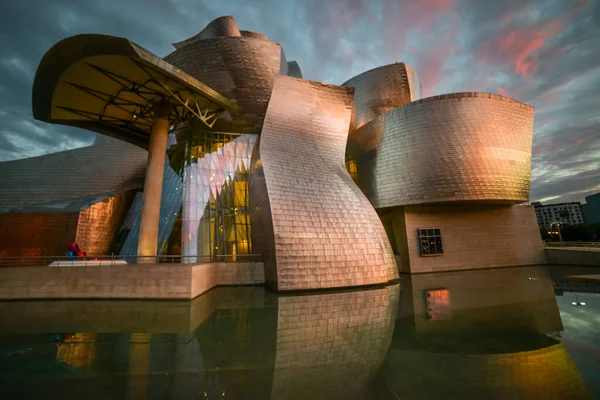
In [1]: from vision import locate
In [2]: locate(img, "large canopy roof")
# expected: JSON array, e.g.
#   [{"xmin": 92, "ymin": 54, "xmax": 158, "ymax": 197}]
[{"xmin": 33, "ymin": 34, "xmax": 240, "ymax": 149}]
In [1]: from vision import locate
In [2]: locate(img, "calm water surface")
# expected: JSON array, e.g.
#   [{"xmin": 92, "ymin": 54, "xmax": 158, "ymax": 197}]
[{"xmin": 0, "ymin": 265, "xmax": 598, "ymax": 399}]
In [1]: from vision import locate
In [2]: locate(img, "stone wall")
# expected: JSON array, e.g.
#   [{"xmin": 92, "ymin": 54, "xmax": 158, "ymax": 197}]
[
  {"xmin": 388, "ymin": 204, "xmax": 545, "ymax": 273},
  {"xmin": 0, "ymin": 191, "xmax": 135, "ymax": 262},
  {"xmin": 0, "ymin": 212, "xmax": 79, "ymax": 259},
  {"xmin": 0, "ymin": 262, "xmax": 264, "ymax": 300}
]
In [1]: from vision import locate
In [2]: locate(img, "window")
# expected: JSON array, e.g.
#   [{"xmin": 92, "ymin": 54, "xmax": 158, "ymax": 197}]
[
  {"xmin": 418, "ymin": 228, "xmax": 443, "ymax": 256},
  {"xmin": 345, "ymin": 157, "xmax": 358, "ymax": 183}
]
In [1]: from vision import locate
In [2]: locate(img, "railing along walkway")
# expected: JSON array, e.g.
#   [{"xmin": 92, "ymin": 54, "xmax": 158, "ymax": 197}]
[
  {"xmin": 543, "ymin": 242, "xmax": 600, "ymax": 251},
  {"xmin": 0, "ymin": 254, "xmax": 263, "ymax": 267}
]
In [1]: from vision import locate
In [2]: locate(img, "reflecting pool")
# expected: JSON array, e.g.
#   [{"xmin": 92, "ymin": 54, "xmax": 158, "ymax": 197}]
[{"xmin": 0, "ymin": 265, "xmax": 598, "ymax": 399}]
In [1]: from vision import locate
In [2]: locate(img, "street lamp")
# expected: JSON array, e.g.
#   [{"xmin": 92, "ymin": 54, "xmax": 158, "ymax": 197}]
[{"xmin": 571, "ymin": 292, "xmax": 586, "ymax": 306}]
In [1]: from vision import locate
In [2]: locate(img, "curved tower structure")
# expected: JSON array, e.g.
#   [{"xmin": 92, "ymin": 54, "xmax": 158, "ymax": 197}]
[
  {"xmin": 347, "ymin": 92, "xmax": 534, "ymax": 208},
  {"xmin": 344, "ymin": 66, "xmax": 544, "ymax": 273}
]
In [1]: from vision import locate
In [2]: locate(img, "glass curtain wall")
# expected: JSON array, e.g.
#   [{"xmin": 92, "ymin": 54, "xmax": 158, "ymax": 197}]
[
  {"xmin": 111, "ymin": 131, "xmax": 256, "ymax": 263},
  {"xmin": 181, "ymin": 132, "xmax": 256, "ymax": 263}
]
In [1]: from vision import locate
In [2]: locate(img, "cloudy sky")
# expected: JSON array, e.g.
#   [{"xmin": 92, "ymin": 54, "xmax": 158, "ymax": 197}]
[{"xmin": 0, "ymin": 0, "xmax": 598, "ymax": 203}]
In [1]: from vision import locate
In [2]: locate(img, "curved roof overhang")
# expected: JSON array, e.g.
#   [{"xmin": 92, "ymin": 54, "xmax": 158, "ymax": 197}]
[{"xmin": 32, "ymin": 34, "xmax": 240, "ymax": 149}]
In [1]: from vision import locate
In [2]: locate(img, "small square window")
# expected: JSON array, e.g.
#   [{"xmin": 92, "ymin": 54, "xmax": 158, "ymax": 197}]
[{"xmin": 418, "ymin": 228, "xmax": 444, "ymax": 256}]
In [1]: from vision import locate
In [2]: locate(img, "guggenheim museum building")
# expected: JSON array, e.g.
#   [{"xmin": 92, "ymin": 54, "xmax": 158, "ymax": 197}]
[{"xmin": 0, "ymin": 16, "xmax": 545, "ymax": 291}]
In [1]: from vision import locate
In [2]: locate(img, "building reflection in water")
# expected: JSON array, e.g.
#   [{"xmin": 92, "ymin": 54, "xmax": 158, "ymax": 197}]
[
  {"xmin": 25, "ymin": 285, "xmax": 397, "ymax": 399},
  {"xmin": 55, "ymin": 333, "xmax": 97, "ymax": 371},
  {"xmin": 374, "ymin": 266, "xmax": 592, "ymax": 400},
  {"xmin": 0, "ymin": 266, "xmax": 593, "ymax": 399},
  {"xmin": 270, "ymin": 285, "xmax": 399, "ymax": 400}
]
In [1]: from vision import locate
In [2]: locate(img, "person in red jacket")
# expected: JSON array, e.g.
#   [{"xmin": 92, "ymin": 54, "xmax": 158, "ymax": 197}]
[{"xmin": 65, "ymin": 243, "xmax": 87, "ymax": 260}]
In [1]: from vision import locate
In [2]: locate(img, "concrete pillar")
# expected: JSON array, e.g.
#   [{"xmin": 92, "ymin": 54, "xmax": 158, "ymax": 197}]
[{"xmin": 137, "ymin": 114, "xmax": 170, "ymax": 263}]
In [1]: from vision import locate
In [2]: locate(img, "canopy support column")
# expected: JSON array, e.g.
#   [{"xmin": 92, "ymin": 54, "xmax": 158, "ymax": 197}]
[{"xmin": 137, "ymin": 111, "xmax": 170, "ymax": 263}]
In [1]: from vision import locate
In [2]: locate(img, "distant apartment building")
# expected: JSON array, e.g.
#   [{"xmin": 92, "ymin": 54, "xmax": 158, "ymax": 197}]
[
  {"xmin": 584, "ymin": 192, "xmax": 600, "ymax": 224},
  {"xmin": 532, "ymin": 202, "xmax": 585, "ymax": 228}
]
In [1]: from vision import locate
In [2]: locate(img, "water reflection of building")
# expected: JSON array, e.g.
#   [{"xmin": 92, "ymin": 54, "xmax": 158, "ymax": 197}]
[
  {"xmin": 549, "ymin": 265, "xmax": 600, "ymax": 295},
  {"xmin": 270, "ymin": 285, "xmax": 399, "ymax": 400},
  {"xmin": 4, "ymin": 285, "xmax": 397, "ymax": 399},
  {"xmin": 375, "ymin": 266, "xmax": 592, "ymax": 400},
  {"xmin": 55, "ymin": 333, "xmax": 97, "ymax": 371}
]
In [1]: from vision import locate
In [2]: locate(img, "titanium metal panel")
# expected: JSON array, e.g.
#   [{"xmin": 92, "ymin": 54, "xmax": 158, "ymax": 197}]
[
  {"xmin": 250, "ymin": 75, "xmax": 398, "ymax": 291},
  {"xmin": 342, "ymin": 63, "xmax": 419, "ymax": 132},
  {"xmin": 164, "ymin": 36, "xmax": 282, "ymax": 135},
  {"xmin": 172, "ymin": 16, "xmax": 241, "ymax": 49},
  {"xmin": 347, "ymin": 92, "xmax": 534, "ymax": 208},
  {"xmin": 286, "ymin": 61, "xmax": 303, "ymax": 78},
  {"xmin": 0, "ymin": 135, "xmax": 147, "ymax": 213}
]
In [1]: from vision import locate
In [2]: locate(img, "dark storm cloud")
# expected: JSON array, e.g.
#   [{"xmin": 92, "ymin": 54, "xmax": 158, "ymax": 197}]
[
  {"xmin": 0, "ymin": 0, "xmax": 598, "ymax": 203},
  {"xmin": 0, "ymin": 0, "xmax": 214, "ymax": 160}
]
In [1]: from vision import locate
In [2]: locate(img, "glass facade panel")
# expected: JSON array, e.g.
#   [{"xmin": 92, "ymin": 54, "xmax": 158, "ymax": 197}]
[
  {"xmin": 111, "ymin": 131, "xmax": 256, "ymax": 263},
  {"xmin": 180, "ymin": 132, "xmax": 257, "ymax": 263},
  {"xmin": 345, "ymin": 157, "xmax": 358, "ymax": 183}
]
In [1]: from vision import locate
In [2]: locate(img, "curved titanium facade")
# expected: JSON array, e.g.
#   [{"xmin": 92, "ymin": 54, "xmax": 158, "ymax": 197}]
[
  {"xmin": 250, "ymin": 75, "xmax": 398, "ymax": 291},
  {"xmin": 286, "ymin": 61, "xmax": 303, "ymax": 78},
  {"xmin": 347, "ymin": 92, "xmax": 534, "ymax": 209},
  {"xmin": 0, "ymin": 135, "xmax": 147, "ymax": 213},
  {"xmin": 172, "ymin": 16, "xmax": 241, "ymax": 49},
  {"xmin": 342, "ymin": 63, "xmax": 421, "ymax": 131},
  {"xmin": 164, "ymin": 36, "xmax": 282, "ymax": 134}
]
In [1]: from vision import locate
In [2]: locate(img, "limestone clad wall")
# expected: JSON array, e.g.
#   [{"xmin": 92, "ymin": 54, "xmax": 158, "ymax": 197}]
[
  {"xmin": 0, "ymin": 191, "xmax": 135, "ymax": 261},
  {"xmin": 0, "ymin": 262, "xmax": 264, "ymax": 300},
  {"xmin": 251, "ymin": 75, "xmax": 398, "ymax": 291},
  {"xmin": 0, "ymin": 212, "xmax": 79, "ymax": 259},
  {"xmin": 388, "ymin": 205, "xmax": 545, "ymax": 273},
  {"xmin": 347, "ymin": 93, "xmax": 535, "ymax": 208}
]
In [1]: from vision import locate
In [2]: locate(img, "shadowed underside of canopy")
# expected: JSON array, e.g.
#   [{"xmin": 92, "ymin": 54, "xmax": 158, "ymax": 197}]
[{"xmin": 32, "ymin": 34, "xmax": 240, "ymax": 149}]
